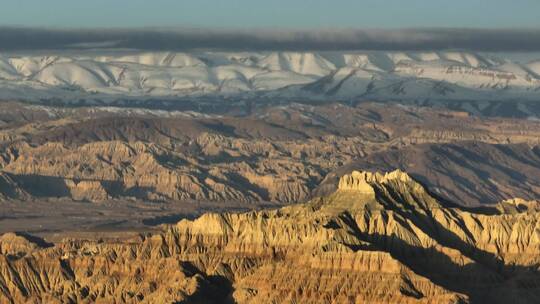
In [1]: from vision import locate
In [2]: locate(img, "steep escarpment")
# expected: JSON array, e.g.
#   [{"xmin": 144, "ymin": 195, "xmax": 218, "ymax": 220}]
[
  {"xmin": 2, "ymin": 170, "xmax": 540, "ymax": 303},
  {"xmin": 0, "ymin": 139, "xmax": 328, "ymax": 203},
  {"xmin": 2, "ymin": 102, "xmax": 540, "ymax": 205},
  {"xmin": 318, "ymin": 141, "xmax": 540, "ymax": 206}
]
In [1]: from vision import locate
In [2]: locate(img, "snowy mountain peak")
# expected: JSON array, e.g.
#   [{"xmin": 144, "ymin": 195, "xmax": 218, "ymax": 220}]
[{"xmin": 0, "ymin": 50, "xmax": 539, "ymax": 117}]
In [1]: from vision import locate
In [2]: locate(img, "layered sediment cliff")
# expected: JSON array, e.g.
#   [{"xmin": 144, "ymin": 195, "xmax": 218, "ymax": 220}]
[
  {"xmin": 3, "ymin": 102, "xmax": 540, "ymax": 206},
  {"xmin": 2, "ymin": 170, "xmax": 540, "ymax": 303}
]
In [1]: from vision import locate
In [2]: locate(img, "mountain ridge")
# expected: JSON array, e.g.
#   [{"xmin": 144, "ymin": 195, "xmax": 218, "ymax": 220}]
[
  {"xmin": 2, "ymin": 102, "xmax": 540, "ymax": 206},
  {"xmin": 2, "ymin": 169, "xmax": 540, "ymax": 303},
  {"xmin": 2, "ymin": 50, "xmax": 540, "ymax": 117}
]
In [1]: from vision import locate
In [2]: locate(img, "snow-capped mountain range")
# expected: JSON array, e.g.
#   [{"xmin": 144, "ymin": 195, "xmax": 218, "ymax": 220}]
[{"xmin": 1, "ymin": 50, "xmax": 540, "ymax": 117}]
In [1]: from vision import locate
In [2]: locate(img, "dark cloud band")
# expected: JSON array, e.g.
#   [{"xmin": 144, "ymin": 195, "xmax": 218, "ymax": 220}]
[{"xmin": 1, "ymin": 27, "xmax": 540, "ymax": 51}]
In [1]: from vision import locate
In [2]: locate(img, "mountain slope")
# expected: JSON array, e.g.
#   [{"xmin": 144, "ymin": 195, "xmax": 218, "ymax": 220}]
[
  {"xmin": 2, "ymin": 51, "xmax": 540, "ymax": 117},
  {"xmin": 2, "ymin": 102, "xmax": 540, "ymax": 205},
  {"xmin": 318, "ymin": 142, "xmax": 540, "ymax": 206},
  {"xmin": 2, "ymin": 170, "xmax": 540, "ymax": 303}
]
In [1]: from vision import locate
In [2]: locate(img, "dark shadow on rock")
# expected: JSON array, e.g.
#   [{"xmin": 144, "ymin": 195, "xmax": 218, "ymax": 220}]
[
  {"xmin": 142, "ymin": 214, "xmax": 198, "ymax": 226},
  {"xmin": 8, "ymin": 173, "xmax": 71, "ymax": 197},
  {"xmin": 13, "ymin": 232, "xmax": 53, "ymax": 248},
  {"xmin": 333, "ymin": 194, "xmax": 540, "ymax": 304},
  {"xmin": 175, "ymin": 261, "xmax": 235, "ymax": 304}
]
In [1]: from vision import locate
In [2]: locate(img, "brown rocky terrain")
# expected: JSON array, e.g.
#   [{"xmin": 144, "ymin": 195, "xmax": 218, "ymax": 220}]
[
  {"xmin": 2, "ymin": 170, "xmax": 540, "ymax": 303},
  {"xmin": 317, "ymin": 141, "xmax": 540, "ymax": 206},
  {"xmin": 2, "ymin": 40, "xmax": 540, "ymax": 304},
  {"xmin": 2, "ymin": 101, "xmax": 540, "ymax": 207}
]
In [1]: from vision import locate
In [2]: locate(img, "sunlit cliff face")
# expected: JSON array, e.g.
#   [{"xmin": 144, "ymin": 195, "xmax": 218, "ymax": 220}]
[{"xmin": 1, "ymin": 170, "xmax": 540, "ymax": 303}]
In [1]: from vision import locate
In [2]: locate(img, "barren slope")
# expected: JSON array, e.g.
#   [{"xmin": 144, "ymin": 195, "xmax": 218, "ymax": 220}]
[
  {"xmin": 318, "ymin": 141, "xmax": 540, "ymax": 206},
  {"xmin": 2, "ymin": 102, "xmax": 540, "ymax": 206},
  {"xmin": 2, "ymin": 170, "xmax": 540, "ymax": 303}
]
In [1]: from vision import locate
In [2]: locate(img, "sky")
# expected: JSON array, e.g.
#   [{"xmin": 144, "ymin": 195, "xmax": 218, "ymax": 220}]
[
  {"xmin": 2, "ymin": 0, "xmax": 540, "ymax": 29},
  {"xmin": 1, "ymin": 1, "xmax": 540, "ymax": 52}
]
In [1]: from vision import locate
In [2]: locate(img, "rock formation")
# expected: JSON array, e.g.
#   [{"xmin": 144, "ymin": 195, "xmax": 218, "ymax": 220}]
[
  {"xmin": 320, "ymin": 141, "xmax": 540, "ymax": 206},
  {"xmin": 2, "ymin": 170, "xmax": 540, "ymax": 303},
  {"xmin": 3, "ymin": 102, "xmax": 540, "ymax": 206}
]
